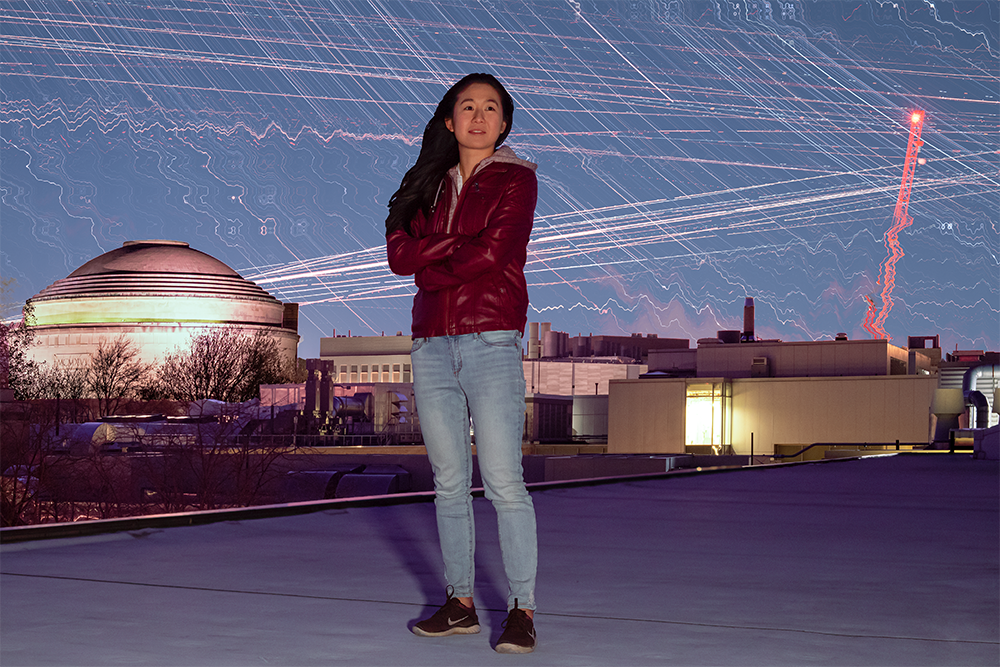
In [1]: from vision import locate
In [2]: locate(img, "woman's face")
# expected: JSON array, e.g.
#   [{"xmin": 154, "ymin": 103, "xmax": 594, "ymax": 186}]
[{"xmin": 444, "ymin": 82, "xmax": 507, "ymax": 153}]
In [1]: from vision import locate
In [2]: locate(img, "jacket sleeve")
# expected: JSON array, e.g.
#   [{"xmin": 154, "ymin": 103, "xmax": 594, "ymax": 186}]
[
  {"xmin": 415, "ymin": 169, "xmax": 536, "ymax": 291},
  {"xmin": 386, "ymin": 227, "xmax": 472, "ymax": 277}
]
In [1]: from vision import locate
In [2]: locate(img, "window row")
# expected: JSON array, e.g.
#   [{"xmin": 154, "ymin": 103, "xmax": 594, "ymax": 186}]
[{"xmin": 339, "ymin": 363, "xmax": 411, "ymax": 384}]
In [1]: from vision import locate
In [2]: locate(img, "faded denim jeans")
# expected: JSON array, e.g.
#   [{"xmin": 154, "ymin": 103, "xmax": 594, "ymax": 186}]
[{"xmin": 410, "ymin": 330, "xmax": 537, "ymax": 611}]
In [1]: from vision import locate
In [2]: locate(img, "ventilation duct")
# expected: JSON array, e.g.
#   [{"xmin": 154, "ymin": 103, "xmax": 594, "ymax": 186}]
[{"xmin": 963, "ymin": 365, "xmax": 999, "ymax": 429}]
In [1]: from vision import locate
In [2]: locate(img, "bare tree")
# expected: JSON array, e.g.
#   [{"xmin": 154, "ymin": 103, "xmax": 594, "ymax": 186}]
[
  {"xmin": 22, "ymin": 358, "xmax": 90, "ymax": 401},
  {"xmin": 1, "ymin": 299, "xmax": 42, "ymax": 400},
  {"xmin": 0, "ymin": 400, "xmax": 63, "ymax": 526},
  {"xmin": 44, "ymin": 359, "xmax": 90, "ymax": 400},
  {"xmin": 129, "ymin": 402, "xmax": 289, "ymax": 513},
  {"xmin": 158, "ymin": 328, "xmax": 290, "ymax": 403},
  {"xmin": 88, "ymin": 336, "xmax": 150, "ymax": 418}
]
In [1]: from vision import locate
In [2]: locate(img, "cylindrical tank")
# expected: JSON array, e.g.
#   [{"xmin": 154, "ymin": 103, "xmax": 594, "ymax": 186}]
[
  {"xmin": 539, "ymin": 322, "xmax": 551, "ymax": 357},
  {"xmin": 334, "ymin": 393, "xmax": 373, "ymax": 420},
  {"xmin": 542, "ymin": 329, "xmax": 560, "ymax": 358},
  {"xmin": 527, "ymin": 322, "xmax": 540, "ymax": 359}
]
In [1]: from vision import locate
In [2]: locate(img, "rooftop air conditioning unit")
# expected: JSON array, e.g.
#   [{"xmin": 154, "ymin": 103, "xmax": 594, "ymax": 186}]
[{"xmin": 751, "ymin": 356, "xmax": 770, "ymax": 378}]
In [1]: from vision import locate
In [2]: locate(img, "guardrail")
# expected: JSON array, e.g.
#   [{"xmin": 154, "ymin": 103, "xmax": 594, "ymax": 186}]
[{"xmin": 772, "ymin": 442, "xmax": 928, "ymax": 460}]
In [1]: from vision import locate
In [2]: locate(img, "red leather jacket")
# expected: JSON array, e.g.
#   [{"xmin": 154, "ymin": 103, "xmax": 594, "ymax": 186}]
[{"xmin": 386, "ymin": 147, "xmax": 538, "ymax": 338}]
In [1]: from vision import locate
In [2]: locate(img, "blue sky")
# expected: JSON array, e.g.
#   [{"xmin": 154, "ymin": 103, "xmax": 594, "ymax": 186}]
[{"xmin": 2, "ymin": 1, "xmax": 996, "ymax": 357}]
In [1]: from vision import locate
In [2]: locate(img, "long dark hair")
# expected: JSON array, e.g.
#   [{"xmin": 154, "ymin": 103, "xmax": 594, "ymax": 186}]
[{"xmin": 385, "ymin": 73, "xmax": 514, "ymax": 235}]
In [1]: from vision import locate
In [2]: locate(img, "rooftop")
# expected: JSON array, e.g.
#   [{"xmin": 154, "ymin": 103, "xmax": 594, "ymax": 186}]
[
  {"xmin": 68, "ymin": 240, "xmax": 239, "ymax": 278},
  {"xmin": 1, "ymin": 454, "xmax": 997, "ymax": 666}
]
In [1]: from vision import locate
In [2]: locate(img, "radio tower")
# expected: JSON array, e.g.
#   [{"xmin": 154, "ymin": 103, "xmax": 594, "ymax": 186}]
[{"xmin": 865, "ymin": 110, "xmax": 925, "ymax": 340}]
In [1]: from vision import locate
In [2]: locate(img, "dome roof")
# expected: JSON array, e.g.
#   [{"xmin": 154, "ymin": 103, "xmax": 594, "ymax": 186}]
[
  {"xmin": 68, "ymin": 240, "xmax": 239, "ymax": 278},
  {"xmin": 28, "ymin": 241, "xmax": 287, "ymax": 327}
]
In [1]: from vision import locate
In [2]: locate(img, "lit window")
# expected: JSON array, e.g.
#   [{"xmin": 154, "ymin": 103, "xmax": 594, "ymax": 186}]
[{"xmin": 685, "ymin": 382, "xmax": 731, "ymax": 452}]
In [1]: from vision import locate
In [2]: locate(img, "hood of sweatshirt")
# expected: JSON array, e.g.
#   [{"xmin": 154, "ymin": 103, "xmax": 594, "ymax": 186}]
[{"xmin": 441, "ymin": 146, "xmax": 536, "ymax": 225}]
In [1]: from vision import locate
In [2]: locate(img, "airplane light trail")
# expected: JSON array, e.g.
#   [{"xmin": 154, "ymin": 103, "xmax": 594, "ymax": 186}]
[{"xmin": 1, "ymin": 1, "xmax": 996, "ymax": 355}]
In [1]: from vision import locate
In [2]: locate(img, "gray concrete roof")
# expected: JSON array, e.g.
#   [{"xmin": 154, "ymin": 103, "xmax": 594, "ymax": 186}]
[{"xmin": 2, "ymin": 453, "xmax": 997, "ymax": 666}]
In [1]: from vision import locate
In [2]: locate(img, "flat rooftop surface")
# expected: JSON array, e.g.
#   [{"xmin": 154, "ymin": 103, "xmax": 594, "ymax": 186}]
[{"xmin": 2, "ymin": 454, "xmax": 997, "ymax": 666}]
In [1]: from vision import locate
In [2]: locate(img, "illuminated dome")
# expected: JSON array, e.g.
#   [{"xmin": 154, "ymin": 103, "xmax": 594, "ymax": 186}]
[{"xmin": 27, "ymin": 240, "xmax": 299, "ymax": 366}]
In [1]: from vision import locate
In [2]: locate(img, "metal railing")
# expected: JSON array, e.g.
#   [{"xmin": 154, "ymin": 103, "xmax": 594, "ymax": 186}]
[
  {"xmin": 771, "ymin": 441, "xmax": 928, "ymax": 460},
  {"xmin": 243, "ymin": 433, "xmax": 423, "ymax": 448}
]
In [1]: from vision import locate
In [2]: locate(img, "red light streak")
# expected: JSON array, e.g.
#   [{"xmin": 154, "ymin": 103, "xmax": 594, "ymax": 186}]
[{"xmin": 867, "ymin": 110, "xmax": 925, "ymax": 341}]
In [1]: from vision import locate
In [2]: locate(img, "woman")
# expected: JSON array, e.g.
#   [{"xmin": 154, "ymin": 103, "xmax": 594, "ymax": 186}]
[{"xmin": 386, "ymin": 73, "xmax": 538, "ymax": 654}]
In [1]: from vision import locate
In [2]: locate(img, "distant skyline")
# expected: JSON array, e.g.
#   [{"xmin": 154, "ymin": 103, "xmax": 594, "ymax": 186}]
[{"xmin": 2, "ymin": 1, "xmax": 997, "ymax": 358}]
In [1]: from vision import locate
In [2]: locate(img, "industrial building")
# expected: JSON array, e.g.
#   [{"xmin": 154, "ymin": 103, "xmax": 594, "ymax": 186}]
[
  {"xmin": 313, "ymin": 298, "xmax": 997, "ymax": 457},
  {"xmin": 608, "ymin": 296, "xmax": 934, "ymax": 456},
  {"xmin": 611, "ymin": 337, "xmax": 938, "ymax": 456},
  {"xmin": 315, "ymin": 324, "xmax": 658, "ymax": 444}
]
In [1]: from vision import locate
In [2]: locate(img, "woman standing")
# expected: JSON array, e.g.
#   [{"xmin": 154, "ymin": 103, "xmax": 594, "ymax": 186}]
[{"xmin": 386, "ymin": 73, "xmax": 538, "ymax": 654}]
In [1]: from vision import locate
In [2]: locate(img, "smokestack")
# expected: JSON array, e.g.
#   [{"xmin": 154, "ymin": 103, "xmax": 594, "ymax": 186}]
[{"xmin": 742, "ymin": 297, "xmax": 755, "ymax": 342}]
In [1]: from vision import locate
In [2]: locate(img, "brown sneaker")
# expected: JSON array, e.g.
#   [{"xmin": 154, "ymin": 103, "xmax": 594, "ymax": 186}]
[
  {"xmin": 412, "ymin": 589, "xmax": 480, "ymax": 637},
  {"xmin": 495, "ymin": 599, "xmax": 536, "ymax": 653}
]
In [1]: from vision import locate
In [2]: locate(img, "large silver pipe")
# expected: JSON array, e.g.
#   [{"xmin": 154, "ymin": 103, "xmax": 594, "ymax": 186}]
[{"xmin": 963, "ymin": 364, "xmax": 999, "ymax": 428}]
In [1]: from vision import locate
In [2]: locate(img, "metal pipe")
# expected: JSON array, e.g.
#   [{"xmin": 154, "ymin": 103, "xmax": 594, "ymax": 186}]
[
  {"xmin": 962, "ymin": 364, "xmax": 999, "ymax": 428},
  {"xmin": 968, "ymin": 391, "xmax": 990, "ymax": 429}
]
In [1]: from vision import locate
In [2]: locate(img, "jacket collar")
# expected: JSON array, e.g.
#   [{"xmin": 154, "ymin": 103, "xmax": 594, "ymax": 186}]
[
  {"xmin": 446, "ymin": 146, "xmax": 537, "ymax": 194},
  {"xmin": 435, "ymin": 147, "xmax": 536, "ymax": 222}
]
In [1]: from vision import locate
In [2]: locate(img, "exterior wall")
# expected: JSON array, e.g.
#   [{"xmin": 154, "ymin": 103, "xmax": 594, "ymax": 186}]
[
  {"xmin": 319, "ymin": 336, "xmax": 414, "ymax": 383},
  {"xmin": 647, "ymin": 348, "xmax": 697, "ymax": 374},
  {"xmin": 696, "ymin": 339, "xmax": 903, "ymax": 379},
  {"xmin": 260, "ymin": 383, "xmax": 307, "ymax": 408},
  {"xmin": 569, "ymin": 334, "xmax": 688, "ymax": 360},
  {"xmin": 31, "ymin": 294, "xmax": 284, "ymax": 327},
  {"xmin": 607, "ymin": 378, "xmax": 687, "ymax": 453},
  {"xmin": 316, "ymin": 354, "xmax": 414, "ymax": 384},
  {"xmin": 573, "ymin": 394, "xmax": 609, "ymax": 442},
  {"xmin": 319, "ymin": 336, "xmax": 413, "ymax": 358},
  {"xmin": 607, "ymin": 374, "xmax": 937, "ymax": 455},
  {"xmin": 524, "ymin": 360, "xmax": 645, "ymax": 396},
  {"xmin": 318, "ymin": 338, "xmax": 644, "ymax": 396},
  {"xmin": 28, "ymin": 323, "xmax": 299, "ymax": 369},
  {"xmin": 729, "ymin": 375, "xmax": 936, "ymax": 454},
  {"xmin": 525, "ymin": 394, "xmax": 573, "ymax": 442}
]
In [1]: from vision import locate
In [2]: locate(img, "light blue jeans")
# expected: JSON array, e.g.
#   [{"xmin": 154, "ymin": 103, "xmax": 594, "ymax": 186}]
[{"xmin": 410, "ymin": 330, "xmax": 537, "ymax": 611}]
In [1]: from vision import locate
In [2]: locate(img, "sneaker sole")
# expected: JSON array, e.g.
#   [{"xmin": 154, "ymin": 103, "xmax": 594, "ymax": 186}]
[
  {"xmin": 412, "ymin": 624, "xmax": 481, "ymax": 637},
  {"xmin": 495, "ymin": 642, "xmax": 535, "ymax": 654}
]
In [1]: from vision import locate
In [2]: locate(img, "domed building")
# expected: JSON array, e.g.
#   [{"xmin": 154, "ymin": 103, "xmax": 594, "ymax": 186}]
[{"xmin": 27, "ymin": 240, "xmax": 299, "ymax": 367}]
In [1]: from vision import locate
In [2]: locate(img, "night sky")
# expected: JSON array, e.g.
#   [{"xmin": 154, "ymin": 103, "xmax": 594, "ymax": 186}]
[{"xmin": 2, "ymin": 1, "xmax": 997, "ymax": 358}]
